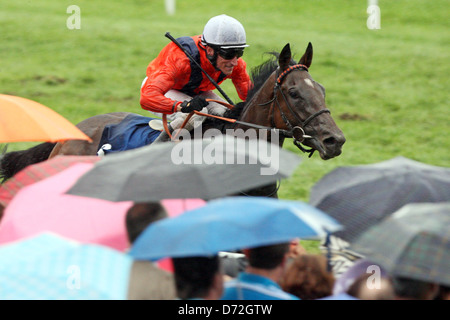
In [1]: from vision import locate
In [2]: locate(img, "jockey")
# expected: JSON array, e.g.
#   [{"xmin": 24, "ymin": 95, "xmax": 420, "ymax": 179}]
[{"xmin": 140, "ymin": 14, "xmax": 252, "ymax": 142}]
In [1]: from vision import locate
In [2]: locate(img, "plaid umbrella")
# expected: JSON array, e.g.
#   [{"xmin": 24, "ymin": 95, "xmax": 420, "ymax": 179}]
[
  {"xmin": 309, "ymin": 157, "xmax": 450, "ymax": 242},
  {"xmin": 0, "ymin": 155, "xmax": 100, "ymax": 208},
  {"xmin": 351, "ymin": 202, "xmax": 450, "ymax": 286}
]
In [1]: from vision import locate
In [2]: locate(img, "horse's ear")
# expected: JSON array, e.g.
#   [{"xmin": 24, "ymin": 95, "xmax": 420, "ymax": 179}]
[
  {"xmin": 278, "ymin": 43, "xmax": 292, "ymax": 71},
  {"xmin": 298, "ymin": 42, "xmax": 313, "ymax": 68}
]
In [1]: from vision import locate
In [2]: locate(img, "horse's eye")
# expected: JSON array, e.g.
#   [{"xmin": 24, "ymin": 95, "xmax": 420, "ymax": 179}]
[{"xmin": 288, "ymin": 89, "xmax": 301, "ymax": 99}]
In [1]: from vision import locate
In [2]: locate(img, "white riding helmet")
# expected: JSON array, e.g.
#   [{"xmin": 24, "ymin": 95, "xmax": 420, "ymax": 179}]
[{"xmin": 201, "ymin": 14, "xmax": 249, "ymax": 49}]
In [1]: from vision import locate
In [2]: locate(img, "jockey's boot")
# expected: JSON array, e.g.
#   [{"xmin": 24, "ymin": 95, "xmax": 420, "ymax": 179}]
[{"xmin": 153, "ymin": 123, "xmax": 174, "ymax": 143}]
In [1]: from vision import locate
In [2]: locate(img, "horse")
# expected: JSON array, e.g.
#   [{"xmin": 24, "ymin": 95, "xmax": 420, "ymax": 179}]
[{"xmin": 0, "ymin": 43, "xmax": 345, "ymax": 197}]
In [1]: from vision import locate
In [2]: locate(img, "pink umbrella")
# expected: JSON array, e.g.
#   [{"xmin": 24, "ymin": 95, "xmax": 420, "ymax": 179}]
[
  {"xmin": 161, "ymin": 198, "xmax": 206, "ymax": 218},
  {"xmin": 0, "ymin": 162, "xmax": 207, "ymax": 255},
  {"xmin": 0, "ymin": 163, "xmax": 133, "ymax": 251},
  {"xmin": 156, "ymin": 198, "xmax": 206, "ymax": 272}
]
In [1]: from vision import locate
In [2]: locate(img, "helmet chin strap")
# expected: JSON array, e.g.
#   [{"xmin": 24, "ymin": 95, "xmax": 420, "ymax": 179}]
[{"xmin": 205, "ymin": 46, "xmax": 221, "ymax": 71}]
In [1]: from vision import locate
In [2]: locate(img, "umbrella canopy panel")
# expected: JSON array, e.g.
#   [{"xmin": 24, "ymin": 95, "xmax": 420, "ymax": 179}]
[
  {"xmin": 309, "ymin": 157, "xmax": 450, "ymax": 242},
  {"xmin": 0, "ymin": 94, "xmax": 91, "ymax": 143},
  {"xmin": 351, "ymin": 202, "xmax": 450, "ymax": 286}
]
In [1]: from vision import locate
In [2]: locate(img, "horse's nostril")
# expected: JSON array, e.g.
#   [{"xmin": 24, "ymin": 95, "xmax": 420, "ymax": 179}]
[
  {"xmin": 323, "ymin": 137, "xmax": 337, "ymax": 146},
  {"xmin": 323, "ymin": 134, "xmax": 346, "ymax": 147}
]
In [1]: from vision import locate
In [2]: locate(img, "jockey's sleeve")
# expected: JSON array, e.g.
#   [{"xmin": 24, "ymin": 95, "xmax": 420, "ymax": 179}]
[
  {"xmin": 140, "ymin": 46, "xmax": 191, "ymax": 114},
  {"xmin": 140, "ymin": 72, "xmax": 183, "ymax": 114}
]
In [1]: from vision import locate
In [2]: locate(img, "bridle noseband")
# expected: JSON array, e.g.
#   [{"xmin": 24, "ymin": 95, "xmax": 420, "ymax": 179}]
[{"xmin": 262, "ymin": 64, "xmax": 331, "ymax": 157}]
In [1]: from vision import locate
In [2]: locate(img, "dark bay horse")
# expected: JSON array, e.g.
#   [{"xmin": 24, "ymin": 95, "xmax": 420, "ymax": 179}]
[{"xmin": 0, "ymin": 43, "xmax": 345, "ymax": 197}]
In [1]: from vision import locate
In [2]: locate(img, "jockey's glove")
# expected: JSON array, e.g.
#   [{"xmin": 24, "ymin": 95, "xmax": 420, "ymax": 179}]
[{"xmin": 180, "ymin": 96, "xmax": 209, "ymax": 113}]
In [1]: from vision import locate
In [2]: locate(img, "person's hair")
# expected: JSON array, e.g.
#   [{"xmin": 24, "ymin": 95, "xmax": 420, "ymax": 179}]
[
  {"xmin": 125, "ymin": 202, "xmax": 167, "ymax": 243},
  {"xmin": 392, "ymin": 276, "xmax": 436, "ymax": 300},
  {"xmin": 172, "ymin": 255, "xmax": 220, "ymax": 299},
  {"xmin": 281, "ymin": 254, "xmax": 335, "ymax": 300},
  {"xmin": 347, "ymin": 273, "xmax": 394, "ymax": 300},
  {"xmin": 247, "ymin": 242, "xmax": 290, "ymax": 270},
  {"xmin": 434, "ymin": 285, "xmax": 450, "ymax": 300}
]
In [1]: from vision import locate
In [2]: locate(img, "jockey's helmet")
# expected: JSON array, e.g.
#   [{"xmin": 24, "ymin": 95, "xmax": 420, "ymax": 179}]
[{"xmin": 201, "ymin": 14, "xmax": 249, "ymax": 49}]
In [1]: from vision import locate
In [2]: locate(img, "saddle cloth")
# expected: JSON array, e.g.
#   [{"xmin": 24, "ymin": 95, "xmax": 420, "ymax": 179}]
[{"xmin": 97, "ymin": 114, "xmax": 161, "ymax": 155}]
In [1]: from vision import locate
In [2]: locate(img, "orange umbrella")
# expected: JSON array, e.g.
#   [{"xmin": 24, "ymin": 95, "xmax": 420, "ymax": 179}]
[{"xmin": 0, "ymin": 94, "xmax": 92, "ymax": 143}]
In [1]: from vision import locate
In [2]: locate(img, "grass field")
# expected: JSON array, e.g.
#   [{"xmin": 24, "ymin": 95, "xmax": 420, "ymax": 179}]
[{"xmin": 1, "ymin": 1, "xmax": 449, "ymax": 251}]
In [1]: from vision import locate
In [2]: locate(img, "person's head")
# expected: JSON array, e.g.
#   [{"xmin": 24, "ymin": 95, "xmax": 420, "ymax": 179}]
[
  {"xmin": 201, "ymin": 14, "xmax": 248, "ymax": 75},
  {"xmin": 125, "ymin": 202, "xmax": 168, "ymax": 243},
  {"xmin": 434, "ymin": 285, "xmax": 450, "ymax": 300},
  {"xmin": 347, "ymin": 273, "xmax": 395, "ymax": 300},
  {"xmin": 392, "ymin": 276, "xmax": 440, "ymax": 300},
  {"xmin": 172, "ymin": 255, "xmax": 223, "ymax": 300},
  {"xmin": 245, "ymin": 242, "xmax": 290, "ymax": 270},
  {"xmin": 281, "ymin": 254, "xmax": 335, "ymax": 300}
]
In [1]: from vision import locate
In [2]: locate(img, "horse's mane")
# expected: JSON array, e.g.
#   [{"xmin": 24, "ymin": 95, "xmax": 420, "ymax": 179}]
[{"xmin": 220, "ymin": 52, "xmax": 296, "ymax": 121}]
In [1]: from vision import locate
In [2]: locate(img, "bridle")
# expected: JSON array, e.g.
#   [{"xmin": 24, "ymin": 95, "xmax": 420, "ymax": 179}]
[
  {"xmin": 163, "ymin": 64, "xmax": 330, "ymax": 158},
  {"xmin": 260, "ymin": 64, "xmax": 331, "ymax": 157}
]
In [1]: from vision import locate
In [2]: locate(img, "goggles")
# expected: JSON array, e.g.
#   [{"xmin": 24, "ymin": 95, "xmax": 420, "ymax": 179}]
[{"xmin": 217, "ymin": 48, "xmax": 244, "ymax": 60}]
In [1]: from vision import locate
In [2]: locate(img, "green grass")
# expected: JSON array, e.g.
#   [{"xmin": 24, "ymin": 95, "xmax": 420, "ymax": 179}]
[{"xmin": 1, "ymin": 1, "xmax": 449, "ymax": 252}]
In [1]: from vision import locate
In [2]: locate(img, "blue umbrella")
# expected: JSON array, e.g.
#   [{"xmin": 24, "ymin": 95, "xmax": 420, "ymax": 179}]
[
  {"xmin": 129, "ymin": 197, "xmax": 342, "ymax": 260},
  {"xmin": 0, "ymin": 233, "xmax": 133, "ymax": 300}
]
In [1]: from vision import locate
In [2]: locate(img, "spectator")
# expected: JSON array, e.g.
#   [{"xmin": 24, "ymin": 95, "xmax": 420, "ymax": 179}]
[
  {"xmin": 172, "ymin": 255, "xmax": 223, "ymax": 300},
  {"xmin": 281, "ymin": 254, "xmax": 335, "ymax": 300},
  {"xmin": 434, "ymin": 285, "xmax": 450, "ymax": 300},
  {"xmin": 125, "ymin": 202, "xmax": 168, "ymax": 243},
  {"xmin": 221, "ymin": 242, "xmax": 299, "ymax": 300},
  {"xmin": 125, "ymin": 202, "xmax": 176, "ymax": 300},
  {"xmin": 392, "ymin": 276, "xmax": 440, "ymax": 300},
  {"xmin": 347, "ymin": 273, "xmax": 395, "ymax": 300}
]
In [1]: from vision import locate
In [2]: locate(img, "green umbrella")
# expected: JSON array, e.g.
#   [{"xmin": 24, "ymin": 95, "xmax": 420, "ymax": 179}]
[{"xmin": 351, "ymin": 202, "xmax": 450, "ymax": 286}]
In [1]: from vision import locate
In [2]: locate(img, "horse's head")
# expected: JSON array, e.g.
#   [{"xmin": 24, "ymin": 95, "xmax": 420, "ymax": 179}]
[{"xmin": 273, "ymin": 43, "xmax": 345, "ymax": 159}]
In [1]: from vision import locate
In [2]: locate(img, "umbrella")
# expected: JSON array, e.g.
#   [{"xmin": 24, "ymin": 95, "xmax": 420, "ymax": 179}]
[
  {"xmin": 0, "ymin": 155, "xmax": 101, "ymax": 208},
  {"xmin": 129, "ymin": 197, "xmax": 342, "ymax": 261},
  {"xmin": 351, "ymin": 202, "xmax": 450, "ymax": 286},
  {"xmin": 0, "ymin": 94, "xmax": 92, "ymax": 143},
  {"xmin": 67, "ymin": 135, "xmax": 302, "ymax": 202},
  {"xmin": 309, "ymin": 156, "xmax": 450, "ymax": 242},
  {"xmin": 0, "ymin": 163, "xmax": 133, "ymax": 251},
  {"xmin": 0, "ymin": 233, "xmax": 133, "ymax": 300}
]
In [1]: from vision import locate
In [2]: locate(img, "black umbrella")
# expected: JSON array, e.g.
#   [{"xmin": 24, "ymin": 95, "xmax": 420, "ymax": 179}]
[
  {"xmin": 309, "ymin": 157, "xmax": 450, "ymax": 242},
  {"xmin": 67, "ymin": 135, "xmax": 302, "ymax": 202},
  {"xmin": 351, "ymin": 202, "xmax": 450, "ymax": 286}
]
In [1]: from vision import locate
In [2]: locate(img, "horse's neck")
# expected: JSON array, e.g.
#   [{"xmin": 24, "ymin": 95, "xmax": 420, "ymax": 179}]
[{"xmin": 236, "ymin": 74, "xmax": 285, "ymax": 147}]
